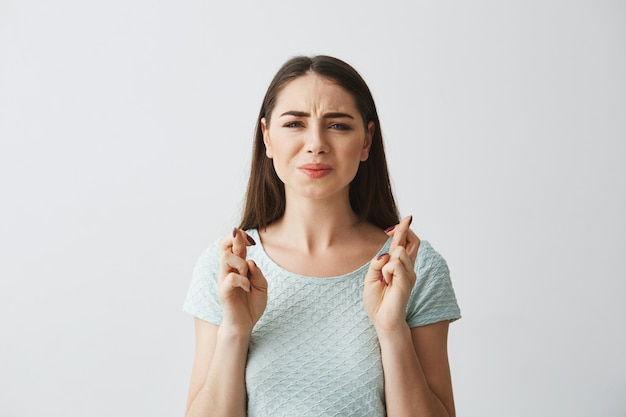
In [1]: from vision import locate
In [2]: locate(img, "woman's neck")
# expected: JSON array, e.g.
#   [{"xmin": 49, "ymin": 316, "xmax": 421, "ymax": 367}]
[{"xmin": 265, "ymin": 195, "xmax": 361, "ymax": 254}]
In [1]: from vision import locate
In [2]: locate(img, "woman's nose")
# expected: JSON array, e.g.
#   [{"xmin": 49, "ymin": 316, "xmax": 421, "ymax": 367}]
[{"xmin": 305, "ymin": 125, "xmax": 329, "ymax": 155}]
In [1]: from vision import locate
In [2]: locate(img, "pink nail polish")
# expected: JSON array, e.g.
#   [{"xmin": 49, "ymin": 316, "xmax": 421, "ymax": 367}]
[
  {"xmin": 408, "ymin": 215, "xmax": 413, "ymax": 226},
  {"xmin": 246, "ymin": 234, "xmax": 257, "ymax": 245},
  {"xmin": 384, "ymin": 225, "xmax": 395, "ymax": 233},
  {"xmin": 232, "ymin": 227, "xmax": 238, "ymax": 238},
  {"xmin": 377, "ymin": 253, "xmax": 388, "ymax": 260}
]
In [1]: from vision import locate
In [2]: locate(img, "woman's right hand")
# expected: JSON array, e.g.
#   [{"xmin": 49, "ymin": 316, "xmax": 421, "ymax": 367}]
[{"xmin": 217, "ymin": 228, "xmax": 268, "ymax": 335}]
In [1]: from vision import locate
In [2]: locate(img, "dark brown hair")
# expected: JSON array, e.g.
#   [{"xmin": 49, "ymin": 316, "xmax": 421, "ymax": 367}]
[{"xmin": 239, "ymin": 55, "xmax": 400, "ymax": 230}]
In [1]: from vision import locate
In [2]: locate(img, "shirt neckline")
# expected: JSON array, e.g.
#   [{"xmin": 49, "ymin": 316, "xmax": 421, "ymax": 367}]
[{"xmin": 247, "ymin": 228, "xmax": 393, "ymax": 281}]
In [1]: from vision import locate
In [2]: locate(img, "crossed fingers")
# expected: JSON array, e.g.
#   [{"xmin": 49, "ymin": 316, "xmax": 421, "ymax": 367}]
[
  {"xmin": 378, "ymin": 216, "xmax": 420, "ymax": 286},
  {"xmin": 218, "ymin": 228, "xmax": 257, "ymax": 291},
  {"xmin": 385, "ymin": 215, "xmax": 420, "ymax": 264}
]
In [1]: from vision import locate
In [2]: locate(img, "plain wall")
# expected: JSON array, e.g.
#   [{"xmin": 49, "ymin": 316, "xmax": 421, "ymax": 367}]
[{"xmin": 1, "ymin": 0, "xmax": 624, "ymax": 416}]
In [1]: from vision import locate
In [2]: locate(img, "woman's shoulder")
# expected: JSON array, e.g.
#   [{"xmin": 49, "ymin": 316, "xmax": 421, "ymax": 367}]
[
  {"xmin": 417, "ymin": 239, "xmax": 436, "ymax": 257},
  {"xmin": 193, "ymin": 239, "xmax": 221, "ymax": 272},
  {"xmin": 415, "ymin": 240, "xmax": 449, "ymax": 274}
]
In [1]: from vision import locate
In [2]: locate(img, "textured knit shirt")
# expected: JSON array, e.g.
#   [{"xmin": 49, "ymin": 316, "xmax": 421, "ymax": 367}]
[{"xmin": 183, "ymin": 229, "xmax": 461, "ymax": 417}]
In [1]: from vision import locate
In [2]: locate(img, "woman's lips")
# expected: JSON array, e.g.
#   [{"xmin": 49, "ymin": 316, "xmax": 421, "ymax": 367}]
[{"xmin": 298, "ymin": 163, "xmax": 333, "ymax": 178}]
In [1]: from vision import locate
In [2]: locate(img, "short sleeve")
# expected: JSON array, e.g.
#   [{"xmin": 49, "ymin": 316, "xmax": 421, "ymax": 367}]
[
  {"xmin": 182, "ymin": 241, "xmax": 223, "ymax": 324},
  {"xmin": 405, "ymin": 241, "xmax": 461, "ymax": 328}
]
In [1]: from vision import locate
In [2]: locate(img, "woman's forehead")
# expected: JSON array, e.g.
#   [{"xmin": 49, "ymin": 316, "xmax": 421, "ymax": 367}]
[{"xmin": 273, "ymin": 73, "xmax": 358, "ymax": 114}]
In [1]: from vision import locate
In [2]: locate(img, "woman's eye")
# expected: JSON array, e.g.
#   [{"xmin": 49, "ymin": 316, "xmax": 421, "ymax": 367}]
[
  {"xmin": 330, "ymin": 123, "xmax": 350, "ymax": 130},
  {"xmin": 284, "ymin": 121, "xmax": 303, "ymax": 128}
]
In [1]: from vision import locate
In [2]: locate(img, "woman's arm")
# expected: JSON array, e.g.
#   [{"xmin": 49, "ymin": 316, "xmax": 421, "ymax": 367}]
[
  {"xmin": 377, "ymin": 321, "xmax": 455, "ymax": 417},
  {"xmin": 185, "ymin": 230, "xmax": 268, "ymax": 417},
  {"xmin": 364, "ymin": 217, "xmax": 456, "ymax": 417},
  {"xmin": 185, "ymin": 319, "xmax": 250, "ymax": 417}
]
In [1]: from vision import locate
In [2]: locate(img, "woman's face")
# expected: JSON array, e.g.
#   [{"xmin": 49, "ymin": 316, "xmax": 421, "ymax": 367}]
[{"xmin": 261, "ymin": 73, "xmax": 374, "ymax": 202}]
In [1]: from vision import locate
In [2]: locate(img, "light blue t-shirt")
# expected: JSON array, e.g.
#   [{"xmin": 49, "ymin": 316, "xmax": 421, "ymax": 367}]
[{"xmin": 183, "ymin": 229, "xmax": 461, "ymax": 417}]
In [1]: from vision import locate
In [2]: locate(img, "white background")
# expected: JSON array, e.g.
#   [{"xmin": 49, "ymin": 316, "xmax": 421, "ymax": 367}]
[{"xmin": 1, "ymin": 1, "xmax": 625, "ymax": 416}]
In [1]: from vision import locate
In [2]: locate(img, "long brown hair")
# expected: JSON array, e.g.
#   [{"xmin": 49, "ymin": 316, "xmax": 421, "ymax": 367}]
[{"xmin": 239, "ymin": 55, "xmax": 400, "ymax": 230}]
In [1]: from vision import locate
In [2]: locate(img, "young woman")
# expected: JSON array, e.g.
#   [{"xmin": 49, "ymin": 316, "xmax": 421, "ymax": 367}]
[{"xmin": 183, "ymin": 55, "xmax": 461, "ymax": 417}]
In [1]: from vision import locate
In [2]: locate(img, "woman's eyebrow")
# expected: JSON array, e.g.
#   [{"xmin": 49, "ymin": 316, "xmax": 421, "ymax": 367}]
[
  {"xmin": 280, "ymin": 110, "xmax": 309, "ymax": 117},
  {"xmin": 323, "ymin": 112, "xmax": 354, "ymax": 119},
  {"xmin": 279, "ymin": 110, "xmax": 354, "ymax": 119}
]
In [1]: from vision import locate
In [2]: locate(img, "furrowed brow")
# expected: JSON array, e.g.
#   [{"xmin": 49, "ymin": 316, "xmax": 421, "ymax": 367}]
[
  {"xmin": 323, "ymin": 112, "xmax": 354, "ymax": 119},
  {"xmin": 278, "ymin": 111, "xmax": 355, "ymax": 119},
  {"xmin": 280, "ymin": 111, "xmax": 310, "ymax": 117}
]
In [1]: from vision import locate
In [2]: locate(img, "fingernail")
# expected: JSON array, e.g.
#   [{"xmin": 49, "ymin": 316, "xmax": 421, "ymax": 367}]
[
  {"xmin": 232, "ymin": 227, "xmax": 238, "ymax": 238},
  {"xmin": 384, "ymin": 225, "xmax": 395, "ymax": 233},
  {"xmin": 408, "ymin": 215, "xmax": 413, "ymax": 226},
  {"xmin": 247, "ymin": 269, "xmax": 252, "ymax": 279},
  {"xmin": 377, "ymin": 253, "xmax": 388, "ymax": 260},
  {"xmin": 246, "ymin": 234, "xmax": 257, "ymax": 245}
]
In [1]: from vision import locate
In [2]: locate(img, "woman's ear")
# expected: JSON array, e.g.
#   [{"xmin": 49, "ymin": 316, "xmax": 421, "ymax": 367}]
[
  {"xmin": 360, "ymin": 121, "xmax": 375, "ymax": 161},
  {"xmin": 261, "ymin": 117, "xmax": 272, "ymax": 158}
]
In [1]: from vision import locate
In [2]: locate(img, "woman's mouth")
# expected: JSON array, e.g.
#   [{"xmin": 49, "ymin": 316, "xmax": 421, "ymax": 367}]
[{"xmin": 298, "ymin": 163, "xmax": 333, "ymax": 179}]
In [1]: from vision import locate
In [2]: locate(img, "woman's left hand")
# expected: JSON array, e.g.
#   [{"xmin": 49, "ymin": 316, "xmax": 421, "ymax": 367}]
[{"xmin": 363, "ymin": 216, "xmax": 420, "ymax": 333}]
